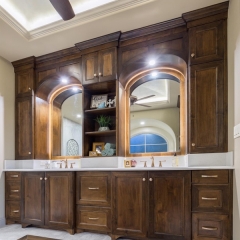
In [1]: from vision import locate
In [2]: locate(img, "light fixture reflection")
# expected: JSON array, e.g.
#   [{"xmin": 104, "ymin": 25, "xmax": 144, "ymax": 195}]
[
  {"xmin": 72, "ymin": 87, "xmax": 78, "ymax": 92},
  {"xmin": 61, "ymin": 77, "xmax": 68, "ymax": 83},
  {"xmin": 76, "ymin": 114, "xmax": 81, "ymax": 118},
  {"xmin": 149, "ymin": 60, "xmax": 156, "ymax": 66},
  {"xmin": 140, "ymin": 121, "xmax": 145, "ymax": 125},
  {"xmin": 151, "ymin": 72, "xmax": 158, "ymax": 77}
]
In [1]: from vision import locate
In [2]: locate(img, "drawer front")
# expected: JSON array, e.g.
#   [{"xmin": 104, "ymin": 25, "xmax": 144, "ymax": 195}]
[
  {"xmin": 76, "ymin": 172, "xmax": 111, "ymax": 206},
  {"xmin": 192, "ymin": 185, "xmax": 229, "ymax": 213},
  {"xmin": 192, "ymin": 213, "xmax": 230, "ymax": 240},
  {"xmin": 6, "ymin": 172, "xmax": 21, "ymax": 181},
  {"xmin": 76, "ymin": 206, "xmax": 111, "ymax": 232},
  {"xmin": 192, "ymin": 170, "xmax": 229, "ymax": 184},
  {"xmin": 6, "ymin": 181, "xmax": 21, "ymax": 200},
  {"xmin": 6, "ymin": 201, "xmax": 21, "ymax": 219}
]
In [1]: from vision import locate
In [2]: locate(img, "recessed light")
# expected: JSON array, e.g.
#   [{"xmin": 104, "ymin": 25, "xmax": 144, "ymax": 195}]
[
  {"xmin": 61, "ymin": 77, "xmax": 68, "ymax": 83},
  {"xmin": 149, "ymin": 60, "xmax": 156, "ymax": 66},
  {"xmin": 140, "ymin": 121, "xmax": 145, "ymax": 125},
  {"xmin": 77, "ymin": 114, "xmax": 81, "ymax": 118}
]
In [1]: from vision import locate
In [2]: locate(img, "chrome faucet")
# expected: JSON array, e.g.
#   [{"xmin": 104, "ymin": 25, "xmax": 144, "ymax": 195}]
[
  {"xmin": 151, "ymin": 156, "xmax": 154, "ymax": 167},
  {"xmin": 61, "ymin": 159, "xmax": 68, "ymax": 168}
]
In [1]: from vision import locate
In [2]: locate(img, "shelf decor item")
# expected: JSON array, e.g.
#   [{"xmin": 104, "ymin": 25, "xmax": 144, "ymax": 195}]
[
  {"xmin": 90, "ymin": 94, "xmax": 108, "ymax": 108},
  {"xmin": 95, "ymin": 115, "xmax": 111, "ymax": 131},
  {"xmin": 92, "ymin": 142, "xmax": 105, "ymax": 156}
]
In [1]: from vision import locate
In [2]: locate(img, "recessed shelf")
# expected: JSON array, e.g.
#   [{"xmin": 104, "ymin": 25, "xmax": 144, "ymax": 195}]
[
  {"xmin": 85, "ymin": 130, "xmax": 116, "ymax": 136},
  {"xmin": 85, "ymin": 107, "xmax": 116, "ymax": 115}
]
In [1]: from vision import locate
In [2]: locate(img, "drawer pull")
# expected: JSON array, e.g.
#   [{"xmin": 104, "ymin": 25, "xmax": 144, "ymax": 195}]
[
  {"xmin": 10, "ymin": 175, "xmax": 19, "ymax": 178},
  {"xmin": 89, "ymin": 217, "xmax": 99, "ymax": 220},
  {"xmin": 88, "ymin": 187, "xmax": 99, "ymax": 190},
  {"xmin": 201, "ymin": 175, "xmax": 218, "ymax": 178},
  {"xmin": 202, "ymin": 197, "xmax": 218, "ymax": 201},
  {"xmin": 12, "ymin": 210, "xmax": 19, "ymax": 213},
  {"xmin": 202, "ymin": 226, "xmax": 218, "ymax": 231},
  {"xmin": 11, "ymin": 190, "xmax": 19, "ymax": 192}
]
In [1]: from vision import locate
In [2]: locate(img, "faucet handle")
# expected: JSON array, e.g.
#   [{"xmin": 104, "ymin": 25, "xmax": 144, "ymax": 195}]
[
  {"xmin": 70, "ymin": 162, "xmax": 75, "ymax": 168},
  {"xmin": 57, "ymin": 162, "xmax": 62, "ymax": 169},
  {"xmin": 159, "ymin": 160, "xmax": 166, "ymax": 167},
  {"xmin": 140, "ymin": 161, "xmax": 147, "ymax": 167}
]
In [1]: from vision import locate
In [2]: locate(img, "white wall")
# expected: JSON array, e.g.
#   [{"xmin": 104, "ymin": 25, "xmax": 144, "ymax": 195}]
[
  {"xmin": 228, "ymin": 0, "xmax": 240, "ymax": 238},
  {"xmin": 0, "ymin": 56, "xmax": 15, "ymax": 226}
]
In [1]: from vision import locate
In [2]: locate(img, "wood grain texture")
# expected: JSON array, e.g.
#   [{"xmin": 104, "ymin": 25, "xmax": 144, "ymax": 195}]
[{"xmin": 52, "ymin": 105, "xmax": 61, "ymax": 156}]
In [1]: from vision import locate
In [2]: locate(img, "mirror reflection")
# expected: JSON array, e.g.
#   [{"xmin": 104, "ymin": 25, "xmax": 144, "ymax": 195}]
[
  {"xmin": 52, "ymin": 91, "xmax": 82, "ymax": 156},
  {"xmin": 130, "ymin": 76, "xmax": 180, "ymax": 154}
]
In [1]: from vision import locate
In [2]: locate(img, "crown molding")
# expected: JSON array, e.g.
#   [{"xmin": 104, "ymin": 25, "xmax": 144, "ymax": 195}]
[{"xmin": 0, "ymin": 0, "xmax": 155, "ymax": 41}]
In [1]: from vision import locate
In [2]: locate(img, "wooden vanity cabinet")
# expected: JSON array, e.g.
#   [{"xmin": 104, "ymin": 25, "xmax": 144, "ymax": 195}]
[
  {"xmin": 191, "ymin": 170, "xmax": 233, "ymax": 240},
  {"xmin": 76, "ymin": 172, "xmax": 112, "ymax": 233},
  {"xmin": 5, "ymin": 172, "xmax": 22, "ymax": 224},
  {"xmin": 22, "ymin": 172, "xmax": 74, "ymax": 234},
  {"xmin": 82, "ymin": 47, "xmax": 117, "ymax": 85}
]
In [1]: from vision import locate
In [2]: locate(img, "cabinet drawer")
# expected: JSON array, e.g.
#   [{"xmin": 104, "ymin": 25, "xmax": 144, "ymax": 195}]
[
  {"xmin": 76, "ymin": 206, "xmax": 111, "ymax": 232},
  {"xmin": 192, "ymin": 185, "xmax": 229, "ymax": 213},
  {"xmin": 192, "ymin": 213, "xmax": 230, "ymax": 240},
  {"xmin": 6, "ymin": 172, "xmax": 21, "ymax": 181},
  {"xmin": 76, "ymin": 172, "xmax": 111, "ymax": 206},
  {"xmin": 6, "ymin": 201, "xmax": 21, "ymax": 219},
  {"xmin": 192, "ymin": 170, "xmax": 229, "ymax": 184},
  {"xmin": 6, "ymin": 181, "xmax": 21, "ymax": 200}
]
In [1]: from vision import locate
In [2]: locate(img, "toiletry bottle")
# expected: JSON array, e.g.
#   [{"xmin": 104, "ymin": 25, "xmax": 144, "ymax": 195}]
[{"xmin": 172, "ymin": 153, "xmax": 179, "ymax": 167}]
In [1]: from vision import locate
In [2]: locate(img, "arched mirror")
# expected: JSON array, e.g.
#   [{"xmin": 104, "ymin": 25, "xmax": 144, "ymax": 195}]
[
  {"xmin": 51, "ymin": 86, "xmax": 82, "ymax": 158},
  {"xmin": 130, "ymin": 74, "xmax": 180, "ymax": 154}
]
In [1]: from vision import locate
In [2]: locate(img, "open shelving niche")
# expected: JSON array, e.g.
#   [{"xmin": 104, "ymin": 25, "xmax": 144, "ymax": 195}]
[{"xmin": 82, "ymin": 81, "xmax": 117, "ymax": 157}]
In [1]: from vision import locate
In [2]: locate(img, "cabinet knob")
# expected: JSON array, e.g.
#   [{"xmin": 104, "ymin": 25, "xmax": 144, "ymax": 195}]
[
  {"xmin": 44, "ymin": 177, "xmax": 47, "ymax": 180},
  {"xmin": 12, "ymin": 210, "xmax": 19, "ymax": 213},
  {"xmin": 28, "ymin": 152, "xmax": 31, "ymax": 154},
  {"xmin": 191, "ymin": 53, "xmax": 195, "ymax": 58},
  {"xmin": 28, "ymin": 88, "xmax": 31, "ymax": 90},
  {"xmin": 99, "ymin": 72, "xmax": 102, "ymax": 76},
  {"xmin": 149, "ymin": 178, "xmax": 153, "ymax": 182},
  {"xmin": 40, "ymin": 177, "xmax": 43, "ymax": 180},
  {"xmin": 192, "ymin": 143, "xmax": 195, "ymax": 146},
  {"xmin": 94, "ymin": 73, "xmax": 97, "ymax": 77},
  {"xmin": 142, "ymin": 178, "xmax": 146, "ymax": 181}
]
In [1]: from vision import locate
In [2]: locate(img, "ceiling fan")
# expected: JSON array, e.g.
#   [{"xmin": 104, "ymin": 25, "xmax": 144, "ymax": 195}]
[
  {"xmin": 49, "ymin": 0, "xmax": 75, "ymax": 21},
  {"xmin": 130, "ymin": 95, "xmax": 155, "ymax": 107}
]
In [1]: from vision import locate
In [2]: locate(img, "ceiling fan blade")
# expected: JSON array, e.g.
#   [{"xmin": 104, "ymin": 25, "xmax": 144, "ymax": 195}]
[
  {"xmin": 135, "ymin": 103, "xmax": 151, "ymax": 107},
  {"xmin": 136, "ymin": 94, "xmax": 155, "ymax": 102},
  {"xmin": 50, "ymin": 0, "xmax": 75, "ymax": 21}
]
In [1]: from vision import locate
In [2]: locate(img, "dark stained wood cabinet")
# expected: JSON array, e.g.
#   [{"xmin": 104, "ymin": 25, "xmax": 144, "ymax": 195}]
[
  {"xmin": 22, "ymin": 172, "xmax": 74, "ymax": 234},
  {"xmin": 15, "ymin": 96, "xmax": 34, "ymax": 159},
  {"xmin": 189, "ymin": 61, "xmax": 226, "ymax": 153},
  {"xmin": 82, "ymin": 47, "xmax": 117, "ymax": 85},
  {"xmin": 112, "ymin": 171, "xmax": 148, "ymax": 238},
  {"xmin": 148, "ymin": 171, "xmax": 191, "ymax": 239}
]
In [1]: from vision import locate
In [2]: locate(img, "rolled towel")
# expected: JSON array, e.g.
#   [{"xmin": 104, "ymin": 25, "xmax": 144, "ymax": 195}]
[
  {"xmin": 106, "ymin": 148, "xmax": 116, "ymax": 156},
  {"xmin": 105, "ymin": 143, "xmax": 116, "ymax": 149},
  {"xmin": 101, "ymin": 149, "xmax": 108, "ymax": 156}
]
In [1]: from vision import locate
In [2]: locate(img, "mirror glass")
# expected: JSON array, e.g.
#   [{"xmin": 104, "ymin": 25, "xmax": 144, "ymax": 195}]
[
  {"xmin": 130, "ymin": 76, "xmax": 180, "ymax": 154},
  {"xmin": 52, "ymin": 92, "xmax": 82, "ymax": 156}
]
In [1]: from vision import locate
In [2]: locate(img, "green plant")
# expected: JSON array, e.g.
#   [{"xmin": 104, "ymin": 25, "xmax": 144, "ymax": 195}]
[{"xmin": 95, "ymin": 115, "xmax": 112, "ymax": 127}]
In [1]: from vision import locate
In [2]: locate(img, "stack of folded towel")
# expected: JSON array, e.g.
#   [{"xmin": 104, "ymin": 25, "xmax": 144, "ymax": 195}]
[{"xmin": 101, "ymin": 143, "xmax": 116, "ymax": 156}]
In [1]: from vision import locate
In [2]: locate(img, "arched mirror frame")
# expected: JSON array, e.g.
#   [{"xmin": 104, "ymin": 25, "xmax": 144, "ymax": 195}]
[
  {"xmin": 48, "ymin": 83, "xmax": 83, "ymax": 160},
  {"xmin": 124, "ymin": 63, "xmax": 187, "ymax": 157}
]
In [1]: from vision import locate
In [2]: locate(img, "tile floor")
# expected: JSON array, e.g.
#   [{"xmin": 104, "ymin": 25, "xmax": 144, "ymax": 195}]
[{"xmin": 0, "ymin": 224, "xmax": 130, "ymax": 240}]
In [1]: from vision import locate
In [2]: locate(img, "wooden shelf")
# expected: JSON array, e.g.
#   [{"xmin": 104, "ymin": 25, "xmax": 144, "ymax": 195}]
[
  {"xmin": 85, "ymin": 107, "xmax": 116, "ymax": 115},
  {"xmin": 85, "ymin": 130, "xmax": 116, "ymax": 136}
]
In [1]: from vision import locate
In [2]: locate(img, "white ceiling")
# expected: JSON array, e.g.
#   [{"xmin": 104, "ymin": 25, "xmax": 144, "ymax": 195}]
[{"xmin": 0, "ymin": 0, "xmax": 227, "ymax": 62}]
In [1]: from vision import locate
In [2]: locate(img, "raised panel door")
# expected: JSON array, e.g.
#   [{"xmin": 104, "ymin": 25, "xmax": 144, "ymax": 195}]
[
  {"xmin": 45, "ymin": 172, "xmax": 74, "ymax": 230},
  {"xmin": 99, "ymin": 48, "xmax": 117, "ymax": 82},
  {"xmin": 82, "ymin": 52, "xmax": 98, "ymax": 85},
  {"xmin": 15, "ymin": 96, "xmax": 34, "ymax": 159},
  {"xmin": 21, "ymin": 172, "xmax": 45, "ymax": 226},
  {"xmin": 16, "ymin": 69, "xmax": 34, "ymax": 97},
  {"xmin": 189, "ymin": 61, "xmax": 226, "ymax": 153},
  {"xmin": 112, "ymin": 171, "xmax": 147, "ymax": 238},
  {"xmin": 148, "ymin": 171, "xmax": 191, "ymax": 240},
  {"xmin": 189, "ymin": 21, "xmax": 225, "ymax": 64}
]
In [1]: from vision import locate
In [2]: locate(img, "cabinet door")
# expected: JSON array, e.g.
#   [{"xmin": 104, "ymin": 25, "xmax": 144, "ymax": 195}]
[
  {"xmin": 148, "ymin": 171, "xmax": 191, "ymax": 240},
  {"xmin": 82, "ymin": 52, "xmax": 98, "ymax": 85},
  {"xmin": 112, "ymin": 171, "xmax": 147, "ymax": 238},
  {"xmin": 189, "ymin": 21, "xmax": 225, "ymax": 64},
  {"xmin": 15, "ymin": 96, "xmax": 34, "ymax": 159},
  {"xmin": 45, "ymin": 172, "xmax": 74, "ymax": 230},
  {"xmin": 98, "ymin": 47, "xmax": 117, "ymax": 82},
  {"xmin": 189, "ymin": 61, "xmax": 226, "ymax": 153},
  {"xmin": 22, "ymin": 172, "xmax": 45, "ymax": 225},
  {"xmin": 15, "ymin": 69, "xmax": 34, "ymax": 97}
]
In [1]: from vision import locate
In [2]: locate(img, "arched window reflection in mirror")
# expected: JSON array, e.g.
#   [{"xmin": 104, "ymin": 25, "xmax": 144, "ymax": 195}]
[
  {"xmin": 129, "ymin": 75, "xmax": 180, "ymax": 154},
  {"xmin": 52, "ymin": 89, "xmax": 82, "ymax": 157}
]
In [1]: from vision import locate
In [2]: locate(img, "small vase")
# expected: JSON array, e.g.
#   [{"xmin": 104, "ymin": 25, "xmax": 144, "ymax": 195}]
[{"xmin": 98, "ymin": 126, "xmax": 109, "ymax": 131}]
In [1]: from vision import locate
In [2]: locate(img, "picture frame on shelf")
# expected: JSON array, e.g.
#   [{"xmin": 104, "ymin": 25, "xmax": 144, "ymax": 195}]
[
  {"xmin": 124, "ymin": 159, "xmax": 131, "ymax": 168},
  {"xmin": 92, "ymin": 142, "xmax": 105, "ymax": 156},
  {"xmin": 90, "ymin": 94, "xmax": 108, "ymax": 109},
  {"xmin": 89, "ymin": 151, "xmax": 98, "ymax": 157}
]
